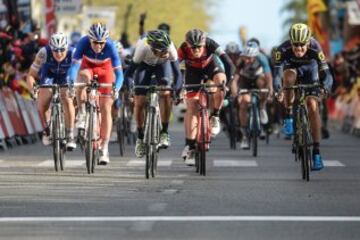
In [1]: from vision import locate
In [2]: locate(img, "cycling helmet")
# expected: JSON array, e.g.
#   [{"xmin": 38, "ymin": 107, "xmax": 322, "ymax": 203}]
[
  {"xmin": 289, "ymin": 23, "xmax": 311, "ymax": 45},
  {"xmin": 49, "ymin": 32, "xmax": 68, "ymax": 51},
  {"xmin": 242, "ymin": 41, "xmax": 259, "ymax": 57},
  {"xmin": 225, "ymin": 41, "xmax": 240, "ymax": 54},
  {"xmin": 247, "ymin": 37, "xmax": 260, "ymax": 47},
  {"xmin": 88, "ymin": 22, "xmax": 109, "ymax": 42},
  {"xmin": 185, "ymin": 29, "xmax": 207, "ymax": 47},
  {"xmin": 158, "ymin": 22, "xmax": 171, "ymax": 35},
  {"xmin": 146, "ymin": 30, "xmax": 171, "ymax": 51}
]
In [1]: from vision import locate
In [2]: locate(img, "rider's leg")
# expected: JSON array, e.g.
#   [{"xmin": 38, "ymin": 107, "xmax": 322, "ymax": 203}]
[
  {"xmin": 99, "ymin": 96, "xmax": 114, "ymax": 155},
  {"xmin": 256, "ymin": 75, "xmax": 269, "ymax": 125},
  {"xmin": 75, "ymin": 69, "xmax": 91, "ymax": 129},
  {"xmin": 134, "ymin": 95, "xmax": 147, "ymax": 139},
  {"xmin": 182, "ymin": 97, "xmax": 198, "ymax": 163},
  {"xmin": 37, "ymin": 89, "xmax": 52, "ymax": 145},
  {"xmin": 209, "ymin": 72, "xmax": 226, "ymax": 136},
  {"xmin": 60, "ymin": 89, "xmax": 76, "ymax": 149},
  {"xmin": 238, "ymin": 94, "xmax": 251, "ymax": 149},
  {"xmin": 282, "ymin": 69, "xmax": 297, "ymax": 136}
]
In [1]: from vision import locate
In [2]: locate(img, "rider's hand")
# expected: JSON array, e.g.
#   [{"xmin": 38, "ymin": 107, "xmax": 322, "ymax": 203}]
[
  {"xmin": 31, "ymin": 87, "xmax": 38, "ymax": 100},
  {"xmin": 112, "ymin": 88, "xmax": 119, "ymax": 100},
  {"xmin": 67, "ymin": 85, "xmax": 75, "ymax": 98},
  {"xmin": 267, "ymin": 87, "xmax": 274, "ymax": 101},
  {"xmin": 320, "ymin": 87, "xmax": 330, "ymax": 99},
  {"xmin": 275, "ymin": 90, "xmax": 284, "ymax": 103}
]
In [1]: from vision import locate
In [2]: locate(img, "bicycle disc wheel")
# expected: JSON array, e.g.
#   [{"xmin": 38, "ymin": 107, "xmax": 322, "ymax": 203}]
[
  {"xmin": 85, "ymin": 108, "xmax": 94, "ymax": 174},
  {"xmin": 52, "ymin": 113, "xmax": 60, "ymax": 172}
]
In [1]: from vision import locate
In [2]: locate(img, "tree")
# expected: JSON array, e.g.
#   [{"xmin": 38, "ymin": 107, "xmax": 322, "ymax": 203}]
[
  {"xmin": 280, "ymin": 0, "xmax": 307, "ymax": 37},
  {"xmin": 90, "ymin": 0, "xmax": 213, "ymax": 46}
]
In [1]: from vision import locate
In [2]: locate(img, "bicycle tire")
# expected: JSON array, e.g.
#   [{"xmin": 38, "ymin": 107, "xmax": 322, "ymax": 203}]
[
  {"xmin": 52, "ymin": 112, "xmax": 60, "ymax": 172},
  {"xmin": 151, "ymin": 110, "xmax": 160, "ymax": 178},
  {"xmin": 144, "ymin": 110, "xmax": 153, "ymax": 179},
  {"xmin": 199, "ymin": 109, "xmax": 207, "ymax": 176},
  {"xmin": 195, "ymin": 150, "xmax": 200, "ymax": 173},
  {"xmin": 116, "ymin": 118, "xmax": 125, "ymax": 156},
  {"xmin": 302, "ymin": 116, "xmax": 311, "ymax": 182},
  {"xmin": 59, "ymin": 112, "xmax": 66, "ymax": 171},
  {"xmin": 228, "ymin": 100, "xmax": 237, "ymax": 150},
  {"xmin": 251, "ymin": 106, "xmax": 258, "ymax": 157},
  {"xmin": 85, "ymin": 106, "xmax": 94, "ymax": 174}
]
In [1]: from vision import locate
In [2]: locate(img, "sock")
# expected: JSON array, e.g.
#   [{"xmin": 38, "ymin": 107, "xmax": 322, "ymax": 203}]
[
  {"xmin": 137, "ymin": 128, "xmax": 144, "ymax": 140},
  {"xmin": 186, "ymin": 138, "xmax": 196, "ymax": 150},
  {"xmin": 211, "ymin": 109, "xmax": 220, "ymax": 117},
  {"xmin": 161, "ymin": 122, "xmax": 169, "ymax": 133},
  {"xmin": 66, "ymin": 128, "xmax": 74, "ymax": 139},
  {"xmin": 240, "ymin": 127, "xmax": 248, "ymax": 137},
  {"xmin": 285, "ymin": 107, "xmax": 292, "ymax": 119},
  {"xmin": 102, "ymin": 139, "xmax": 109, "ymax": 153},
  {"xmin": 313, "ymin": 142, "xmax": 320, "ymax": 155}
]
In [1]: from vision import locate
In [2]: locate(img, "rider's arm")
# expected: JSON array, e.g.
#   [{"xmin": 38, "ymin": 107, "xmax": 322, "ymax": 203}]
[
  {"xmin": 167, "ymin": 43, "xmax": 183, "ymax": 92},
  {"xmin": 271, "ymin": 46, "xmax": 285, "ymax": 92},
  {"xmin": 110, "ymin": 40, "xmax": 124, "ymax": 90},
  {"xmin": 312, "ymin": 41, "xmax": 333, "ymax": 92},
  {"xmin": 26, "ymin": 47, "xmax": 46, "ymax": 90},
  {"xmin": 257, "ymin": 53, "xmax": 273, "ymax": 91},
  {"xmin": 124, "ymin": 38, "xmax": 146, "ymax": 79},
  {"xmin": 210, "ymin": 39, "xmax": 235, "ymax": 82},
  {"xmin": 68, "ymin": 37, "xmax": 87, "ymax": 84}
]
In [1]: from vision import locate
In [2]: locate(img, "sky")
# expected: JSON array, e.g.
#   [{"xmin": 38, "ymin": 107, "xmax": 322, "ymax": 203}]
[{"xmin": 208, "ymin": 0, "xmax": 287, "ymax": 52}]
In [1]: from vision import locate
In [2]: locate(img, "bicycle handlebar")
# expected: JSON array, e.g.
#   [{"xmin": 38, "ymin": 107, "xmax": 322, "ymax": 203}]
[
  {"xmin": 238, "ymin": 88, "xmax": 269, "ymax": 95},
  {"xmin": 183, "ymin": 83, "xmax": 225, "ymax": 89},
  {"xmin": 37, "ymin": 84, "xmax": 70, "ymax": 89},
  {"xmin": 73, "ymin": 82, "xmax": 113, "ymax": 88},
  {"xmin": 134, "ymin": 85, "xmax": 174, "ymax": 91},
  {"xmin": 283, "ymin": 83, "xmax": 320, "ymax": 91}
]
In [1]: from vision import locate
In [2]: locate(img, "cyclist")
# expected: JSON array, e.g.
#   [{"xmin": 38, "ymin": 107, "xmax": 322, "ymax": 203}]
[
  {"xmin": 272, "ymin": 23, "xmax": 333, "ymax": 170},
  {"xmin": 178, "ymin": 29, "xmax": 235, "ymax": 165},
  {"xmin": 26, "ymin": 32, "xmax": 77, "ymax": 150},
  {"xmin": 231, "ymin": 41, "xmax": 273, "ymax": 149},
  {"xmin": 225, "ymin": 41, "xmax": 242, "ymax": 69},
  {"xmin": 68, "ymin": 23, "xmax": 124, "ymax": 165},
  {"xmin": 125, "ymin": 30, "xmax": 182, "ymax": 158}
]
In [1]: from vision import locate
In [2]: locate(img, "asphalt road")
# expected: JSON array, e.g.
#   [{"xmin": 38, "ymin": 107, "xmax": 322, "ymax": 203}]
[{"xmin": 0, "ymin": 122, "xmax": 359, "ymax": 240}]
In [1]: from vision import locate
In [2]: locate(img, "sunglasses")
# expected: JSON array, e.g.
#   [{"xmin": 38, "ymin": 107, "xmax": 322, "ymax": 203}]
[
  {"xmin": 52, "ymin": 48, "xmax": 66, "ymax": 53},
  {"xmin": 191, "ymin": 45, "xmax": 203, "ymax": 50},
  {"xmin": 151, "ymin": 48, "xmax": 168, "ymax": 55},
  {"xmin": 292, "ymin": 42, "xmax": 306, "ymax": 47},
  {"xmin": 92, "ymin": 41, "xmax": 106, "ymax": 46}
]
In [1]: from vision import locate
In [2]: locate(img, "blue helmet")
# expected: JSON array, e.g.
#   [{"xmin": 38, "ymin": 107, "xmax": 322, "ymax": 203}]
[{"xmin": 88, "ymin": 23, "xmax": 109, "ymax": 41}]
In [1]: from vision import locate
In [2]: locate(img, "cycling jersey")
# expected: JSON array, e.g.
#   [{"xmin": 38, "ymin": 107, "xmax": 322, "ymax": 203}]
[
  {"xmin": 68, "ymin": 36, "xmax": 124, "ymax": 93},
  {"xmin": 35, "ymin": 46, "xmax": 73, "ymax": 85},
  {"xmin": 125, "ymin": 37, "xmax": 182, "ymax": 95},
  {"xmin": 272, "ymin": 38, "xmax": 333, "ymax": 91},
  {"xmin": 178, "ymin": 37, "xmax": 235, "ymax": 82}
]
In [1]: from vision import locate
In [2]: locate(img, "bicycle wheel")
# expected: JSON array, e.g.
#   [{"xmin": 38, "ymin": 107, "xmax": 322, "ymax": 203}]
[
  {"xmin": 151, "ymin": 111, "xmax": 160, "ymax": 178},
  {"xmin": 59, "ymin": 113, "xmax": 66, "ymax": 171},
  {"xmin": 116, "ymin": 116, "xmax": 125, "ymax": 156},
  {"xmin": 52, "ymin": 113, "xmax": 60, "ymax": 172},
  {"xmin": 199, "ymin": 110, "xmax": 207, "ymax": 176},
  {"xmin": 302, "ymin": 119, "xmax": 311, "ymax": 182},
  {"xmin": 85, "ymin": 107, "xmax": 94, "ymax": 174},
  {"xmin": 251, "ymin": 107, "xmax": 258, "ymax": 157},
  {"xmin": 195, "ymin": 150, "xmax": 200, "ymax": 173},
  {"xmin": 144, "ymin": 110, "xmax": 153, "ymax": 179},
  {"xmin": 228, "ymin": 100, "xmax": 237, "ymax": 150}
]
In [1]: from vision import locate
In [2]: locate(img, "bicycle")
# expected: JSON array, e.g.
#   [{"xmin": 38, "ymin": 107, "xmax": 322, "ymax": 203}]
[
  {"xmin": 224, "ymin": 96, "xmax": 237, "ymax": 150},
  {"xmin": 114, "ymin": 90, "xmax": 135, "ymax": 156},
  {"xmin": 183, "ymin": 81, "xmax": 225, "ymax": 176},
  {"xmin": 74, "ymin": 75, "xmax": 113, "ymax": 174},
  {"xmin": 35, "ymin": 83, "xmax": 68, "ymax": 172},
  {"xmin": 283, "ymin": 83, "xmax": 320, "ymax": 181},
  {"xmin": 134, "ymin": 85, "xmax": 173, "ymax": 179},
  {"xmin": 238, "ymin": 88, "xmax": 269, "ymax": 157}
]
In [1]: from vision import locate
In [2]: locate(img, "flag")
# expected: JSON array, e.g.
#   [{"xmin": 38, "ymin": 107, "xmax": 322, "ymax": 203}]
[
  {"xmin": 45, "ymin": 0, "xmax": 56, "ymax": 37},
  {"xmin": 307, "ymin": 0, "xmax": 330, "ymax": 56}
]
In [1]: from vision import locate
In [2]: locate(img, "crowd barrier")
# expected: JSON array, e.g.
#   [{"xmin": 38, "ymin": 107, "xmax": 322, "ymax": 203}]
[
  {"xmin": 0, "ymin": 87, "xmax": 44, "ymax": 150},
  {"xmin": 329, "ymin": 78, "xmax": 360, "ymax": 137}
]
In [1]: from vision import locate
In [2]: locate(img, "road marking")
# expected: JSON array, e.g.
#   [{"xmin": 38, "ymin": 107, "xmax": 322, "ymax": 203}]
[
  {"xmin": 213, "ymin": 160, "xmax": 258, "ymax": 167},
  {"xmin": 171, "ymin": 180, "xmax": 184, "ymax": 185},
  {"xmin": 0, "ymin": 216, "xmax": 360, "ymax": 222},
  {"xmin": 126, "ymin": 159, "xmax": 172, "ymax": 167},
  {"xmin": 323, "ymin": 160, "xmax": 345, "ymax": 167},
  {"xmin": 148, "ymin": 203, "xmax": 167, "ymax": 212},
  {"xmin": 38, "ymin": 160, "xmax": 84, "ymax": 167}
]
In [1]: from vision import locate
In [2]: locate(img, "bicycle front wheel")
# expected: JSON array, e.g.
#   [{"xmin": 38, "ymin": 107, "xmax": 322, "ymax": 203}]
[
  {"xmin": 52, "ymin": 113, "xmax": 60, "ymax": 172},
  {"xmin": 85, "ymin": 107, "xmax": 94, "ymax": 174},
  {"xmin": 251, "ymin": 107, "xmax": 258, "ymax": 157}
]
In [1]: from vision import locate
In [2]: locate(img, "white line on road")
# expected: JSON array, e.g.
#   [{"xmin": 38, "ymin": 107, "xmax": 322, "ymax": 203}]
[
  {"xmin": 0, "ymin": 216, "xmax": 360, "ymax": 222},
  {"xmin": 323, "ymin": 160, "xmax": 345, "ymax": 167},
  {"xmin": 126, "ymin": 159, "xmax": 172, "ymax": 167},
  {"xmin": 38, "ymin": 160, "xmax": 85, "ymax": 167},
  {"xmin": 213, "ymin": 160, "xmax": 258, "ymax": 167}
]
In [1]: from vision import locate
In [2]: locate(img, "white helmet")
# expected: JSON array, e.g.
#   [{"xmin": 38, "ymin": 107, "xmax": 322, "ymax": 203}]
[
  {"xmin": 241, "ymin": 41, "xmax": 259, "ymax": 57},
  {"xmin": 49, "ymin": 32, "xmax": 68, "ymax": 51},
  {"xmin": 225, "ymin": 41, "xmax": 240, "ymax": 54},
  {"xmin": 88, "ymin": 22, "xmax": 109, "ymax": 41}
]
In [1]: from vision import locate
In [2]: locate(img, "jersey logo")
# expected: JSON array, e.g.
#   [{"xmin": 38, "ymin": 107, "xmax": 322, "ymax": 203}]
[
  {"xmin": 274, "ymin": 51, "xmax": 281, "ymax": 61},
  {"xmin": 318, "ymin": 51, "xmax": 325, "ymax": 61}
]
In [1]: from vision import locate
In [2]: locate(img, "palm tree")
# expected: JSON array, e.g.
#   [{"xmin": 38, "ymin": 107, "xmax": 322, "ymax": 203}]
[{"xmin": 280, "ymin": 0, "xmax": 307, "ymax": 38}]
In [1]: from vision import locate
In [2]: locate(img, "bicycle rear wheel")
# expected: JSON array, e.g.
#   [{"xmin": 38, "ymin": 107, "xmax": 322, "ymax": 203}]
[{"xmin": 85, "ymin": 107, "xmax": 94, "ymax": 174}]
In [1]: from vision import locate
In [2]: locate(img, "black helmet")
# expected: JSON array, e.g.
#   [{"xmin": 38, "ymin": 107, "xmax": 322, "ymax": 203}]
[
  {"xmin": 146, "ymin": 30, "xmax": 171, "ymax": 51},
  {"xmin": 158, "ymin": 23, "xmax": 170, "ymax": 35},
  {"xmin": 185, "ymin": 29, "xmax": 207, "ymax": 48}
]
